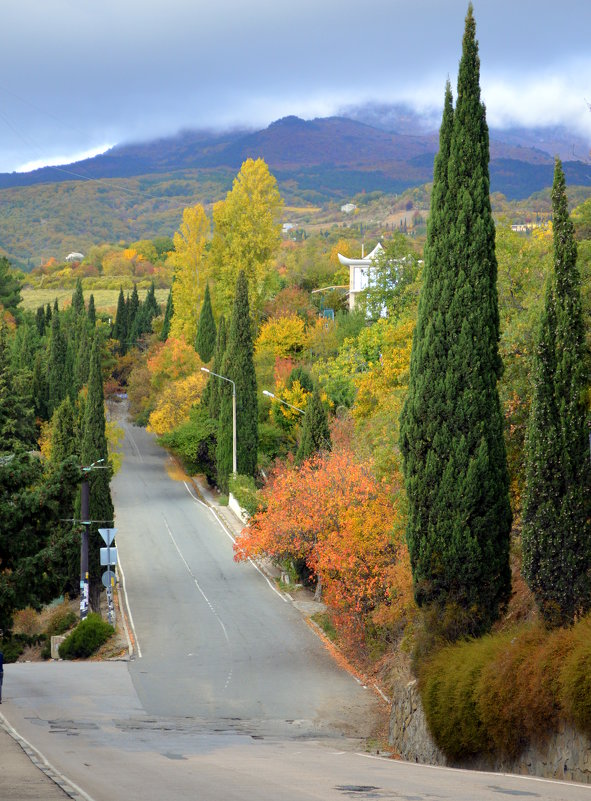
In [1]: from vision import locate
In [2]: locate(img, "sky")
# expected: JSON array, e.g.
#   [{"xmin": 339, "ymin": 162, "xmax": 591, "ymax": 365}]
[{"xmin": 0, "ymin": 0, "xmax": 590, "ymax": 173}]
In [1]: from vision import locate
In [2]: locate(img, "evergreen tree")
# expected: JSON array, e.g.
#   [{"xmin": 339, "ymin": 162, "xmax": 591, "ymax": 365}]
[
  {"xmin": 113, "ymin": 288, "xmax": 128, "ymax": 355},
  {"xmin": 51, "ymin": 396, "xmax": 78, "ymax": 465},
  {"xmin": 35, "ymin": 305, "xmax": 46, "ymax": 336},
  {"xmin": 0, "ymin": 326, "xmax": 36, "ymax": 454},
  {"xmin": 400, "ymin": 6, "xmax": 511, "ymax": 636},
  {"xmin": 45, "ymin": 302, "xmax": 52, "ymax": 326},
  {"xmin": 207, "ymin": 315, "xmax": 227, "ymax": 419},
  {"xmin": 161, "ymin": 287, "xmax": 173, "ymax": 342},
  {"xmin": 216, "ymin": 272, "xmax": 258, "ymax": 491},
  {"xmin": 32, "ymin": 350, "xmax": 49, "ymax": 420},
  {"xmin": 144, "ymin": 280, "xmax": 160, "ymax": 320},
  {"xmin": 80, "ymin": 335, "xmax": 114, "ymax": 595},
  {"xmin": 47, "ymin": 311, "xmax": 68, "ymax": 416},
  {"xmin": 0, "ymin": 256, "xmax": 22, "ymax": 316},
  {"xmin": 73, "ymin": 317, "xmax": 91, "ymax": 394},
  {"xmin": 71, "ymin": 278, "xmax": 85, "ymax": 316},
  {"xmin": 87, "ymin": 294, "xmax": 96, "ymax": 326},
  {"xmin": 296, "ymin": 386, "xmax": 331, "ymax": 464},
  {"xmin": 53, "ymin": 297, "xmax": 59, "ymax": 314},
  {"xmin": 195, "ymin": 283, "xmax": 216, "ymax": 362},
  {"xmin": 127, "ymin": 284, "xmax": 140, "ymax": 345},
  {"xmin": 522, "ymin": 159, "xmax": 591, "ymax": 626}
]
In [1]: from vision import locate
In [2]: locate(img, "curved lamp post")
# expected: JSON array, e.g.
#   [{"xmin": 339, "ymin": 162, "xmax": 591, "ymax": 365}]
[
  {"xmin": 202, "ymin": 367, "xmax": 236, "ymax": 475},
  {"xmin": 262, "ymin": 389, "xmax": 305, "ymax": 415}
]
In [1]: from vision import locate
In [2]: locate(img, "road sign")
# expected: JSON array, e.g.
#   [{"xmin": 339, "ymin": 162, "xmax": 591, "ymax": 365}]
[
  {"xmin": 101, "ymin": 569, "xmax": 116, "ymax": 588},
  {"xmin": 98, "ymin": 527, "xmax": 117, "ymax": 546},
  {"xmin": 100, "ymin": 547, "xmax": 118, "ymax": 566}
]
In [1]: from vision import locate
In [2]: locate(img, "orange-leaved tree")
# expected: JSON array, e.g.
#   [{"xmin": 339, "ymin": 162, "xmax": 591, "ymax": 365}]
[{"xmin": 234, "ymin": 448, "xmax": 413, "ymax": 646}]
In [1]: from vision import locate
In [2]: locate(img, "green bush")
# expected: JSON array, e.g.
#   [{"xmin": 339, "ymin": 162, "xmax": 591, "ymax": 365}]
[
  {"xmin": 228, "ymin": 474, "xmax": 260, "ymax": 518},
  {"xmin": 46, "ymin": 606, "xmax": 78, "ymax": 637},
  {"xmin": 58, "ymin": 613, "xmax": 114, "ymax": 659},
  {"xmin": 159, "ymin": 405, "xmax": 217, "ymax": 483}
]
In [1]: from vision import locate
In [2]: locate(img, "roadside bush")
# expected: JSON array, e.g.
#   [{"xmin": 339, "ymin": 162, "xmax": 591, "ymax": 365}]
[
  {"xmin": 159, "ymin": 404, "xmax": 217, "ymax": 483},
  {"xmin": 46, "ymin": 604, "xmax": 78, "ymax": 637},
  {"xmin": 12, "ymin": 607, "xmax": 42, "ymax": 637},
  {"xmin": 418, "ymin": 615, "xmax": 591, "ymax": 761},
  {"xmin": 228, "ymin": 474, "xmax": 260, "ymax": 518},
  {"xmin": 58, "ymin": 613, "xmax": 114, "ymax": 659}
]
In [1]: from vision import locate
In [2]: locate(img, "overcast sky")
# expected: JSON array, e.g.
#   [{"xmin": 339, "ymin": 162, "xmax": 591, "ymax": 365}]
[{"xmin": 0, "ymin": 0, "xmax": 590, "ymax": 173}]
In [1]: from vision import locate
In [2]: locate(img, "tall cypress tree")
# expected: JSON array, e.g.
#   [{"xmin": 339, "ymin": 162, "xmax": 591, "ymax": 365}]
[
  {"xmin": 71, "ymin": 278, "xmax": 85, "ymax": 316},
  {"xmin": 296, "ymin": 386, "xmax": 331, "ymax": 464},
  {"xmin": 161, "ymin": 287, "xmax": 173, "ymax": 342},
  {"xmin": 113, "ymin": 288, "xmax": 128, "ymax": 355},
  {"xmin": 47, "ymin": 311, "xmax": 67, "ymax": 416},
  {"xmin": 207, "ymin": 315, "xmax": 227, "ymax": 419},
  {"xmin": 127, "ymin": 284, "xmax": 140, "ymax": 345},
  {"xmin": 0, "ymin": 325, "xmax": 36, "ymax": 454},
  {"xmin": 522, "ymin": 159, "xmax": 591, "ymax": 626},
  {"xmin": 87, "ymin": 294, "xmax": 96, "ymax": 327},
  {"xmin": 80, "ymin": 335, "xmax": 114, "ymax": 597},
  {"xmin": 51, "ymin": 395, "xmax": 78, "ymax": 466},
  {"xmin": 35, "ymin": 305, "xmax": 46, "ymax": 336},
  {"xmin": 400, "ymin": 5, "xmax": 511, "ymax": 635},
  {"xmin": 216, "ymin": 272, "xmax": 257, "ymax": 491},
  {"xmin": 195, "ymin": 283, "xmax": 216, "ymax": 362}
]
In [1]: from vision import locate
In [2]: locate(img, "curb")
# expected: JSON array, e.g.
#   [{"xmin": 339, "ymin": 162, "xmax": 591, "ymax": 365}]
[{"xmin": 0, "ymin": 714, "xmax": 96, "ymax": 801}]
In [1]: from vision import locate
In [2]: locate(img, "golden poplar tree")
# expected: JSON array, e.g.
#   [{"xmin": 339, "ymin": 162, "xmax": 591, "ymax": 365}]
[
  {"xmin": 210, "ymin": 158, "xmax": 283, "ymax": 324},
  {"xmin": 170, "ymin": 204, "xmax": 210, "ymax": 343}
]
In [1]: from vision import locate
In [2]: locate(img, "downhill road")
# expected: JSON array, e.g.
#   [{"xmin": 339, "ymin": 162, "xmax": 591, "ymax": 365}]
[{"xmin": 1, "ymin": 414, "xmax": 590, "ymax": 800}]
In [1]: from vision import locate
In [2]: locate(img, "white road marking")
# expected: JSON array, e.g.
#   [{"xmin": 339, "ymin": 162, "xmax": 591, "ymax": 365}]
[
  {"xmin": 117, "ymin": 552, "xmax": 142, "ymax": 659},
  {"xmin": 162, "ymin": 515, "xmax": 230, "ymax": 643},
  {"xmin": 182, "ymin": 481, "xmax": 288, "ymax": 603},
  {"xmin": 124, "ymin": 424, "xmax": 143, "ymax": 463}
]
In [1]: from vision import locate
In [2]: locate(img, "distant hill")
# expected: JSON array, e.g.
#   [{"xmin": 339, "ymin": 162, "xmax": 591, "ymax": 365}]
[{"xmin": 0, "ymin": 111, "xmax": 590, "ymax": 267}]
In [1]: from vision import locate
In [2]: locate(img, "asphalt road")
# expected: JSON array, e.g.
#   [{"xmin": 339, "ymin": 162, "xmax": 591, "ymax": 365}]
[{"xmin": 2, "ymin": 415, "xmax": 590, "ymax": 800}]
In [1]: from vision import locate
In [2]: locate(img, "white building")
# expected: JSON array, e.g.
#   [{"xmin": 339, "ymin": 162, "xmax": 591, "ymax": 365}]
[
  {"xmin": 337, "ymin": 242, "xmax": 384, "ymax": 311},
  {"xmin": 65, "ymin": 252, "xmax": 84, "ymax": 262},
  {"xmin": 340, "ymin": 203, "xmax": 357, "ymax": 214}
]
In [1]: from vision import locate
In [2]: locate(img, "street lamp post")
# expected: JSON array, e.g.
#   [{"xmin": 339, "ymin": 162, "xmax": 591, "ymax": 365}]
[
  {"xmin": 262, "ymin": 389, "xmax": 305, "ymax": 415},
  {"xmin": 202, "ymin": 368, "xmax": 237, "ymax": 474}
]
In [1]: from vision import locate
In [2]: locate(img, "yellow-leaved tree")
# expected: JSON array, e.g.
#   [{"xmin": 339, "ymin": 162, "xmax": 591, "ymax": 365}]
[
  {"xmin": 210, "ymin": 158, "xmax": 283, "ymax": 323},
  {"xmin": 170, "ymin": 204, "xmax": 210, "ymax": 344}
]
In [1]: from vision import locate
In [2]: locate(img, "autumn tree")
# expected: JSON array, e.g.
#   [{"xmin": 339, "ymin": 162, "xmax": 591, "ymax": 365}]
[
  {"xmin": 195, "ymin": 282, "xmax": 216, "ymax": 362},
  {"xmin": 216, "ymin": 272, "xmax": 257, "ymax": 491},
  {"xmin": 522, "ymin": 159, "xmax": 591, "ymax": 626},
  {"xmin": 400, "ymin": 7, "xmax": 511, "ymax": 637},
  {"xmin": 235, "ymin": 449, "xmax": 413, "ymax": 645},
  {"xmin": 170, "ymin": 204, "xmax": 210, "ymax": 344},
  {"xmin": 210, "ymin": 158, "xmax": 283, "ymax": 323}
]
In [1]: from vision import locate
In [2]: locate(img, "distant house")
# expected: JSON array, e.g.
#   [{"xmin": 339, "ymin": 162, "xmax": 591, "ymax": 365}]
[
  {"xmin": 282, "ymin": 223, "xmax": 294, "ymax": 233},
  {"xmin": 65, "ymin": 252, "xmax": 84, "ymax": 262},
  {"xmin": 337, "ymin": 242, "xmax": 384, "ymax": 311},
  {"xmin": 340, "ymin": 203, "xmax": 357, "ymax": 214}
]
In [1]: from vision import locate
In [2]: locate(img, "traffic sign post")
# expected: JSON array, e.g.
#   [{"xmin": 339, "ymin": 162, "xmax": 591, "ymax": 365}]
[{"xmin": 99, "ymin": 528, "xmax": 118, "ymax": 625}]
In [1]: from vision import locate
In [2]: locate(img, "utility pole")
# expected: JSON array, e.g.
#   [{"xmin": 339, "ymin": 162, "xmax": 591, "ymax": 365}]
[
  {"xmin": 80, "ymin": 478, "xmax": 90, "ymax": 620},
  {"xmin": 79, "ymin": 458, "xmax": 106, "ymax": 620}
]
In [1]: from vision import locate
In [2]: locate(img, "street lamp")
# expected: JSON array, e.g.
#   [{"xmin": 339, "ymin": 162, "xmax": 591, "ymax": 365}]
[
  {"xmin": 262, "ymin": 389, "xmax": 305, "ymax": 415},
  {"xmin": 202, "ymin": 368, "xmax": 237, "ymax": 474}
]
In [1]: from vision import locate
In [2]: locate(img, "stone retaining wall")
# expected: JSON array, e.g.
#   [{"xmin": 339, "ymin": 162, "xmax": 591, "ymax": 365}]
[{"xmin": 389, "ymin": 678, "xmax": 591, "ymax": 783}]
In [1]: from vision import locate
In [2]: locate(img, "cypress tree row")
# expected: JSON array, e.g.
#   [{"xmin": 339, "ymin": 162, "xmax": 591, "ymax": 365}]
[
  {"xmin": 296, "ymin": 386, "xmax": 331, "ymax": 464},
  {"xmin": 80, "ymin": 335, "xmax": 114, "ymax": 597},
  {"xmin": 195, "ymin": 283, "xmax": 216, "ymax": 362},
  {"xmin": 400, "ymin": 5, "xmax": 511, "ymax": 636},
  {"xmin": 522, "ymin": 159, "xmax": 591, "ymax": 626},
  {"xmin": 216, "ymin": 272, "xmax": 258, "ymax": 491}
]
